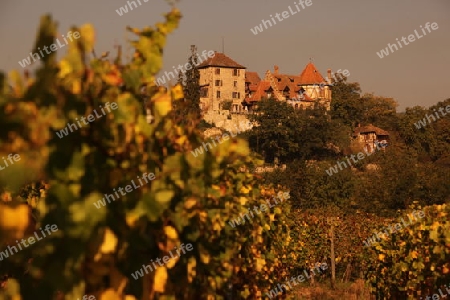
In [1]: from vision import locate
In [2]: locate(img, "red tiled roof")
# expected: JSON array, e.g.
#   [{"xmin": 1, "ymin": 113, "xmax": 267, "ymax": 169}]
[
  {"xmin": 270, "ymin": 72, "xmax": 302, "ymax": 98},
  {"xmin": 299, "ymin": 62, "xmax": 326, "ymax": 85},
  {"xmin": 246, "ymin": 71, "xmax": 261, "ymax": 92},
  {"xmin": 246, "ymin": 63, "xmax": 330, "ymax": 102},
  {"xmin": 248, "ymin": 81, "xmax": 270, "ymax": 101},
  {"xmin": 248, "ymin": 84, "xmax": 258, "ymax": 92},
  {"xmin": 197, "ymin": 52, "xmax": 246, "ymax": 69},
  {"xmin": 353, "ymin": 124, "xmax": 389, "ymax": 136},
  {"xmin": 245, "ymin": 71, "xmax": 261, "ymax": 84}
]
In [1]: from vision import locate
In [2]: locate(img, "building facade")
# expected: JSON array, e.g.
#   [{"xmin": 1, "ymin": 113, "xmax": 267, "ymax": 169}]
[
  {"xmin": 198, "ymin": 52, "xmax": 246, "ymax": 113},
  {"xmin": 352, "ymin": 124, "xmax": 389, "ymax": 153}
]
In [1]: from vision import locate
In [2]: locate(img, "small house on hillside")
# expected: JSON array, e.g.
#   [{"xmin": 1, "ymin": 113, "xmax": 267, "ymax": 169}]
[{"xmin": 352, "ymin": 124, "xmax": 389, "ymax": 153}]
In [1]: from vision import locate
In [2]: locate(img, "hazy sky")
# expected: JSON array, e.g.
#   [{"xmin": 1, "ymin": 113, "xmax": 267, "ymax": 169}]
[{"xmin": 1, "ymin": 0, "xmax": 449, "ymax": 111}]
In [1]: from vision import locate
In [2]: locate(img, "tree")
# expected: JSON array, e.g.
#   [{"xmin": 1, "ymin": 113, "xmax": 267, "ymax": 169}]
[
  {"xmin": 246, "ymin": 99, "xmax": 350, "ymax": 163},
  {"xmin": 397, "ymin": 106, "xmax": 438, "ymax": 161},
  {"xmin": 428, "ymin": 98, "xmax": 450, "ymax": 162},
  {"xmin": 174, "ymin": 45, "xmax": 201, "ymax": 125},
  {"xmin": 331, "ymin": 76, "xmax": 399, "ymax": 131},
  {"xmin": 246, "ymin": 98, "xmax": 301, "ymax": 163},
  {"xmin": 358, "ymin": 93, "xmax": 398, "ymax": 130},
  {"xmin": 330, "ymin": 76, "xmax": 363, "ymax": 128}
]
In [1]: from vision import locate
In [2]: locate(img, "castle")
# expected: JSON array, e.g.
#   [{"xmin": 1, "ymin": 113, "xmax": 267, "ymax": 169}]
[{"xmin": 196, "ymin": 52, "xmax": 333, "ymax": 130}]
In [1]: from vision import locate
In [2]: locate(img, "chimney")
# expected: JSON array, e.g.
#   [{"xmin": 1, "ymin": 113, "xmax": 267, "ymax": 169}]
[
  {"xmin": 327, "ymin": 69, "xmax": 332, "ymax": 83},
  {"xmin": 274, "ymin": 65, "xmax": 279, "ymax": 75}
]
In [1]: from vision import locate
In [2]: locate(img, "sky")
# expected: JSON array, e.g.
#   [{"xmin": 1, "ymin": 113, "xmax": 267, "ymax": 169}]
[{"xmin": 0, "ymin": 0, "xmax": 449, "ymax": 111}]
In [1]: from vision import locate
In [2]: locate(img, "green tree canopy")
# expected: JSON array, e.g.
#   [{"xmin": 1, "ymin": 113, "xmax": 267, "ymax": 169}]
[{"xmin": 246, "ymin": 98, "xmax": 350, "ymax": 163}]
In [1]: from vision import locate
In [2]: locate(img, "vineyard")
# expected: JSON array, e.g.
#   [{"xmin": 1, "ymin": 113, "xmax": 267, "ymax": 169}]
[{"xmin": 0, "ymin": 3, "xmax": 449, "ymax": 300}]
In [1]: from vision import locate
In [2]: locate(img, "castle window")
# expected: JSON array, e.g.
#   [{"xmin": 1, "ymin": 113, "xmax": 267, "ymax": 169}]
[
  {"xmin": 215, "ymin": 68, "xmax": 220, "ymax": 75},
  {"xmin": 215, "ymin": 80, "xmax": 222, "ymax": 86},
  {"xmin": 233, "ymin": 81, "xmax": 237, "ymax": 87},
  {"xmin": 200, "ymin": 88, "xmax": 208, "ymax": 98},
  {"xmin": 233, "ymin": 69, "xmax": 240, "ymax": 76},
  {"xmin": 216, "ymin": 91, "xmax": 221, "ymax": 98}
]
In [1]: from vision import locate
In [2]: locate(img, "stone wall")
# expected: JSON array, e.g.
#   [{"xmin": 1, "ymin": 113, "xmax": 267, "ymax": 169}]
[{"xmin": 203, "ymin": 111, "xmax": 253, "ymax": 133}]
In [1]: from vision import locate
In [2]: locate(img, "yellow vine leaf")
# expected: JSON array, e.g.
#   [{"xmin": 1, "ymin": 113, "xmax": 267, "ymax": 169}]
[
  {"xmin": 58, "ymin": 60, "xmax": 72, "ymax": 78},
  {"xmin": 72, "ymin": 80, "xmax": 81, "ymax": 94},
  {"xmin": 171, "ymin": 84, "xmax": 184, "ymax": 100},
  {"xmin": 154, "ymin": 266, "xmax": 168, "ymax": 293},
  {"xmin": 164, "ymin": 226, "xmax": 178, "ymax": 240},
  {"xmin": 0, "ymin": 204, "xmax": 29, "ymax": 240},
  {"xmin": 100, "ymin": 228, "xmax": 118, "ymax": 254},
  {"xmin": 99, "ymin": 289, "xmax": 121, "ymax": 300},
  {"xmin": 184, "ymin": 198, "xmax": 196, "ymax": 209},
  {"xmin": 200, "ymin": 250, "xmax": 210, "ymax": 264},
  {"xmin": 255, "ymin": 258, "xmax": 266, "ymax": 272},
  {"xmin": 79, "ymin": 24, "xmax": 95, "ymax": 52},
  {"xmin": 166, "ymin": 254, "xmax": 179, "ymax": 269},
  {"xmin": 240, "ymin": 186, "xmax": 250, "ymax": 194},
  {"xmin": 152, "ymin": 92, "xmax": 172, "ymax": 117},
  {"xmin": 187, "ymin": 257, "xmax": 196, "ymax": 283}
]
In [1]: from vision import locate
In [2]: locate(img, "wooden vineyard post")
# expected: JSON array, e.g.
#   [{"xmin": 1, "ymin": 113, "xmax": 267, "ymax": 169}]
[{"xmin": 330, "ymin": 219, "xmax": 336, "ymax": 289}]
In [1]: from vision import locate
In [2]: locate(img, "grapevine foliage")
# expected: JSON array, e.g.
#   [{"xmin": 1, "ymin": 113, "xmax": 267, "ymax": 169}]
[
  {"xmin": 366, "ymin": 204, "xmax": 450, "ymax": 299},
  {"xmin": 0, "ymin": 7, "xmax": 297, "ymax": 300}
]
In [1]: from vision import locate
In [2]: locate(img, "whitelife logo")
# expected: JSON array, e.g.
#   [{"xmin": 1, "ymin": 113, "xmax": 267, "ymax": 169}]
[
  {"xmin": 131, "ymin": 243, "xmax": 193, "ymax": 280},
  {"xmin": 414, "ymin": 104, "xmax": 450, "ymax": 129},
  {"xmin": 18, "ymin": 31, "xmax": 81, "ymax": 68},
  {"xmin": 250, "ymin": 0, "xmax": 313, "ymax": 35},
  {"xmin": 56, "ymin": 102, "xmax": 118, "ymax": 139},
  {"xmin": 93, "ymin": 172, "xmax": 156, "ymax": 209},
  {"xmin": 362, "ymin": 210, "xmax": 425, "ymax": 247},
  {"xmin": 228, "ymin": 192, "xmax": 290, "ymax": 228},
  {"xmin": 115, "ymin": 0, "xmax": 150, "ymax": 16},
  {"xmin": 0, "ymin": 224, "xmax": 58, "ymax": 261},
  {"xmin": 376, "ymin": 22, "xmax": 438, "ymax": 59},
  {"xmin": 420, "ymin": 283, "xmax": 450, "ymax": 300},
  {"xmin": 0, "ymin": 153, "xmax": 21, "ymax": 171},
  {"xmin": 155, "ymin": 50, "xmax": 215, "ymax": 87},
  {"xmin": 325, "ymin": 140, "xmax": 387, "ymax": 176}
]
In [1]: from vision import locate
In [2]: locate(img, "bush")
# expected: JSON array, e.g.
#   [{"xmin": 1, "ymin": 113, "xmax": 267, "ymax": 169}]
[{"xmin": 365, "ymin": 203, "xmax": 450, "ymax": 299}]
